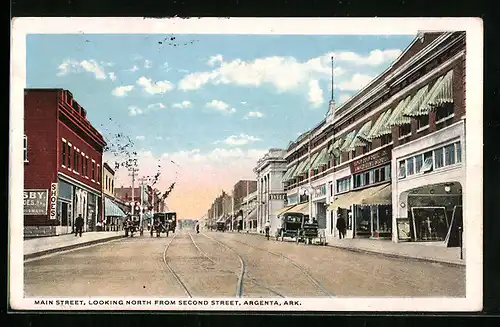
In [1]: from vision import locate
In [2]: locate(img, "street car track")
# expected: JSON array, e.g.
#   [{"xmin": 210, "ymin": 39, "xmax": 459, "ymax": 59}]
[
  {"xmin": 190, "ymin": 232, "xmax": 285, "ymax": 298},
  {"xmin": 227, "ymin": 238, "xmax": 334, "ymax": 297},
  {"xmin": 162, "ymin": 233, "xmax": 193, "ymax": 298}
]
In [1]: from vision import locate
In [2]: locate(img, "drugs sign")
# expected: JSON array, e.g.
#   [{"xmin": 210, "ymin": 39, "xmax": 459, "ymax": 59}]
[{"xmin": 24, "ymin": 189, "xmax": 49, "ymax": 215}]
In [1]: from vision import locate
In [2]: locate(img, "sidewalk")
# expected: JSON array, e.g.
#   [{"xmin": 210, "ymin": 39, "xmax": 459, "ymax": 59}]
[
  {"xmin": 24, "ymin": 231, "xmax": 125, "ymax": 260},
  {"xmin": 326, "ymin": 237, "xmax": 466, "ymax": 267}
]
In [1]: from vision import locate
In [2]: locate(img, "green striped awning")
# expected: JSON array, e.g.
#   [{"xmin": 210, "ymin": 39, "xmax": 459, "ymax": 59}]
[
  {"xmin": 302, "ymin": 151, "xmax": 320, "ymax": 173},
  {"xmin": 283, "ymin": 164, "xmax": 298, "ymax": 181},
  {"xmin": 345, "ymin": 121, "xmax": 373, "ymax": 150},
  {"xmin": 414, "ymin": 70, "xmax": 454, "ymax": 116},
  {"xmin": 366, "ymin": 109, "xmax": 391, "ymax": 140},
  {"xmin": 340, "ymin": 130, "xmax": 358, "ymax": 153},
  {"xmin": 292, "ymin": 159, "xmax": 308, "ymax": 178},
  {"xmin": 402, "ymin": 84, "xmax": 430, "ymax": 117},
  {"xmin": 104, "ymin": 197, "xmax": 127, "ymax": 217},
  {"xmin": 388, "ymin": 95, "xmax": 412, "ymax": 126},
  {"xmin": 143, "ymin": 212, "xmax": 153, "ymax": 220},
  {"xmin": 311, "ymin": 147, "xmax": 328, "ymax": 169}
]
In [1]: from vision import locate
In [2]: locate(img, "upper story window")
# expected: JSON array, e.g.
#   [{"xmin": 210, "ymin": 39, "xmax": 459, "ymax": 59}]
[
  {"xmin": 381, "ymin": 134, "xmax": 392, "ymax": 146},
  {"xmin": 73, "ymin": 148, "xmax": 78, "ymax": 173},
  {"xmin": 417, "ymin": 115, "xmax": 430, "ymax": 130},
  {"xmin": 61, "ymin": 140, "xmax": 66, "ymax": 166},
  {"xmin": 347, "ymin": 150, "xmax": 356, "ymax": 160},
  {"xmin": 398, "ymin": 141, "xmax": 462, "ymax": 180},
  {"xmin": 97, "ymin": 165, "xmax": 101, "ymax": 184},
  {"xmin": 362, "ymin": 143, "xmax": 372, "ymax": 154},
  {"xmin": 398, "ymin": 124, "xmax": 411, "ymax": 139},
  {"xmin": 436, "ymin": 103, "xmax": 454, "ymax": 122},
  {"xmin": 336, "ymin": 177, "xmax": 350, "ymax": 194},
  {"xmin": 67, "ymin": 144, "xmax": 72, "ymax": 169},
  {"xmin": 111, "ymin": 179, "xmax": 114, "ymax": 194},
  {"xmin": 91, "ymin": 161, "xmax": 96, "ymax": 181},
  {"xmin": 85, "ymin": 157, "xmax": 89, "ymax": 177},
  {"xmin": 81, "ymin": 153, "xmax": 85, "ymax": 175},
  {"xmin": 354, "ymin": 164, "xmax": 391, "ymax": 188},
  {"xmin": 24, "ymin": 135, "xmax": 28, "ymax": 162}
]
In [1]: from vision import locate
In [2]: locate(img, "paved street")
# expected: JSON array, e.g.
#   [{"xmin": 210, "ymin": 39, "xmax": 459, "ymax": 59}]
[{"xmin": 24, "ymin": 230, "xmax": 465, "ymax": 298}]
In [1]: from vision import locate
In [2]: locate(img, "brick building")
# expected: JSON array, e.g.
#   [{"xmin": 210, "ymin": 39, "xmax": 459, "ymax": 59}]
[
  {"xmin": 24, "ymin": 89, "xmax": 105, "ymax": 237},
  {"xmin": 231, "ymin": 180, "xmax": 257, "ymax": 229},
  {"xmin": 281, "ymin": 31, "xmax": 466, "ymax": 246}
]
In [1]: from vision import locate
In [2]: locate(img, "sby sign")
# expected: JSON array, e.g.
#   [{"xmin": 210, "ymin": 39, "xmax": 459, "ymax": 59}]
[
  {"xmin": 50, "ymin": 183, "xmax": 58, "ymax": 220},
  {"xmin": 24, "ymin": 189, "xmax": 49, "ymax": 215}
]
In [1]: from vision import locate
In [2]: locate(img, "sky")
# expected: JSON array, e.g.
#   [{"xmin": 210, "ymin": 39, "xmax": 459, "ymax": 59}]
[{"xmin": 26, "ymin": 33, "xmax": 416, "ymax": 219}]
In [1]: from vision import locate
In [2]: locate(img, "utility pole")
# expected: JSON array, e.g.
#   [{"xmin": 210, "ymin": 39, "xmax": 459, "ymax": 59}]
[
  {"xmin": 308, "ymin": 134, "xmax": 313, "ymax": 223},
  {"xmin": 231, "ymin": 189, "xmax": 235, "ymax": 232},
  {"xmin": 128, "ymin": 164, "xmax": 139, "ymax": 217}
]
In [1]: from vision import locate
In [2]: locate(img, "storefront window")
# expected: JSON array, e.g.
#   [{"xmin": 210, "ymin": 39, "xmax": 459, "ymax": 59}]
[
  {"xmin": 411, "ymin": 207, "xmax": 449, "ymax": 241},
  {"xmin": 434, "ymin": 148, "xmax": 444, "ymax": 169},
  {"xmin": 58, "ymin": 180, "xmax": 73, "ymax": 200},
  {"xmin": 355, "ymin": 206, "xmax": 371, "ymax": 236},
  {"xmin": 377, "ymin": 206, "xmax": 392, "ymax": 233}
]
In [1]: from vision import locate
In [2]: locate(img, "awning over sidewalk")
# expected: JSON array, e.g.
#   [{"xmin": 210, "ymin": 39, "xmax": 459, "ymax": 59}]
[
  {"xmin": 328, "ymin": 183, "xmax": 392, "ymax": 210},
  {"xmin": 245, "ymin": 209, "xmax": 257, "ymax": 221},
  {"xmin": 104, "ymin": 198, "xmax": 127, "ymax": 217},
  {"xmin": 273, "ymin": 204, "xmax": 295, "ymax": 215},
  {"xmin": 359, "ymin": 183, "xmax": 392, "ymax": 206},
  {"xmin": 286, "ymin": 202, "xmax": 310, "ymax": 215}
]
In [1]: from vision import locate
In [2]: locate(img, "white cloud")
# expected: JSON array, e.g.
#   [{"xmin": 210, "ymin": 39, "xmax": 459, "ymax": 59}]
[
  {"xmin": 128, "ymin": 106, "xmax": 144, "ymax": 116},
  {"xmin": 127, "ymin": 65, "xmax": 139, "ymax": 72},
  {"xmin": 337, "ymin": 73, "xmax": 375, "ymax": 92},
  {"xmin": 112, "ymin": 85, "xmax": 134, "ymax": 97},
  {"xmin": 331, "ymin": 49, "xmax": 402, "ymax": 66},
  {"xmin": 308, "ymin": 79, "xmax": 324, "ymax": 108},
  {"xmin": 57, "ymin": 59, "xmax": 107, "ymax": 80},
  {"xmin": 144, "ymin": 60, "xmax": 153, "ymax": 69},
  {"xmin": 244, "ymin": 111, "xmax": 264, "ymax": 119},
  {"xmin": 172, "ymin": 101, "xmax": 192, "ymax": 109},
  {"xmin": 136, "ymin": 135, "xmax": 146, "ymax": 140},
  {"xmin": 207, "ymin": 54, "xmax": 223, "ymax": 66},
  {"xmin": 156, "ymin": 136, "xmax": 163, "ymax": 140},
  {"xmin": 214, "ymin": 134, "xmax": 261, "ymax": 146},
  {"xmin": 205, "ymin": 100, "xmax": 236, "ymax": 114},
  {"xmin": 108, "ymin": 72, "xmax": 117, "ymax": 81},
  {"xmin": 148, "ymin": 103, "xmax": 166, "ymax": 109},
  {"xmin": 137, "ymin": 76, "xmax": 175, "ymax": 94},
  {"xmin": 241, "ymin": 101, "xmax": 247, "ymax": 105}
]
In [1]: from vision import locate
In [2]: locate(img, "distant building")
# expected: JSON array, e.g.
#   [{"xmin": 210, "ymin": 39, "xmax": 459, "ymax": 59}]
[
  {"xmin": 102, "ymin": 162, "xmax": 126, "ymax": 231},
  {"xmin": 24, "ymin": 89, "xmax": 105, "ymax": 237},
  {"xmin": 231, "ymin": 180, "xmax": 257, "ymax": 230}
]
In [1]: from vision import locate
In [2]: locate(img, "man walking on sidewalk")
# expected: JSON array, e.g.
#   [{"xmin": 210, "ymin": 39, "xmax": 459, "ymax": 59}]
[
  {"xmin": 336, "ymin": 214, "xmax": 346, "ymax": 239},
  {"xmin": 75, "ymin": 214, "xmax": 84, "ymax": 237}
]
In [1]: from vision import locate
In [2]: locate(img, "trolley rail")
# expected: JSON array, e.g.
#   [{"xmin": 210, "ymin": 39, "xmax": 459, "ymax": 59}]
[
  {"xmin": 198, "ymin": 232, "xmax": 285, "ymax": 298},
  {"xmin": 162, "ymin": 233, "xmax": 192, "ymax": 298},
  {"xmin": 228, "ymin": 238, "xmax": 334, "ymax": 297}
]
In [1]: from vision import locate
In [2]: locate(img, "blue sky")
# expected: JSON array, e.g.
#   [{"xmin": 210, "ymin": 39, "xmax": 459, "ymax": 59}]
[{"xmin": 26, "ymin": 33, "xmax": 415, "ymax": 218}]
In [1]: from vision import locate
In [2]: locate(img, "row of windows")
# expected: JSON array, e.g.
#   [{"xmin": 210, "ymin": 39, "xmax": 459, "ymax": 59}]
[
  {"xmin": 353, "ymin": 165, "xmax": 391, "ymax": 189},
  {"xmin": 105, "ymin": 175, "xmax": 114, "ymax": 194},
  {"xmin": 61, "ymin": 139, "xmax": 101, "ymax": 184},
  {"xmin": 398, "ymin": 141, "xmax": 462, "ymax": 179}
]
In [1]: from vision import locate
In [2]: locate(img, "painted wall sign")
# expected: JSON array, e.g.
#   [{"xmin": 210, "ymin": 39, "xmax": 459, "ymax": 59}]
[
  {"xmin": 350, "ymin": 148, "xmax": 391, "ymax": 174},
  {"xmin": 269, "ymin": 193, "xmax": 286, "ymax": 200},
  {"xmin": 24, "ymin": 189, "xmax": 48, "ymax": 215},
  {"xmin": 50, "ymin": 183, "xmax": 58, "ymax": 220}
]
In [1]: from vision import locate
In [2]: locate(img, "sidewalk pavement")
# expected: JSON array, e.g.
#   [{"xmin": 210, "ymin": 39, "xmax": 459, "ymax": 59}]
[
  {"xmin": 326, "ymin": 237, "xmax": 465, "ymax": 266},
  {"xmin": 223, "ymin": 229, "xmax": 465, "ymax": 267},
  {"xmin": 24, "ymin": 231, "xmax": 125, "ymax": 260}
]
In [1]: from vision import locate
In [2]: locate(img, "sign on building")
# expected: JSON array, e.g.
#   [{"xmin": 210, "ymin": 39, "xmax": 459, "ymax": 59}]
[
  {"xmin": 269, "ymin": 193, "xmax": 286, "ymax": 200},
  {"xmin": 49, "ymin": 183, "xmax": 58, "ymax": 220},
  {"xmin": 350, "ymin": 148, "xmax": 391, "ymax": 174},
  {"xmin": 24, "ymin": 189, "xmax": 48, "ymax": 215}
]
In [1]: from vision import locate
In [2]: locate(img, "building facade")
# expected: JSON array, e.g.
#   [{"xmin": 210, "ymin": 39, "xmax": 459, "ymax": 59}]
[
  {"xmin": 231, "ymin": 180, "xmax": 257, "ymax": 230},
  {"xmin": 102, "ymin": 162, "xmax": 126, "ymax": 231},
  {"xmin": 281, "ymin": 31, "xmax": 466, "ymax": 246},
  {"xmin": 254, "ymin": 148, "xmax": 287, "ymax": 235},
  {"xmin": 24, "ymin": 89, "xmax": 105, "ymax": 237},
  {"xmin": 242, "ymin": 190, "xmax": 258, "ymax": 232}
]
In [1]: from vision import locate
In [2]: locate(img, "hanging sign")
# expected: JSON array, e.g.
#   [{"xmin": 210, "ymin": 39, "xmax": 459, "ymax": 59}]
[{"xmin": 49, "ymin": 183, "xmax": 58, "ymax": 220}]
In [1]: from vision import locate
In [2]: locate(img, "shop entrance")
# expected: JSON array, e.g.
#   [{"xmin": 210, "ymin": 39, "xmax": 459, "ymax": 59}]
[
  {"xmin": 406, "ymin": 182, "xmax": 463, "ymax": 243},
  {"xmin": 57, "ymin": 200, "xmax": 72, "ymax": 234}
]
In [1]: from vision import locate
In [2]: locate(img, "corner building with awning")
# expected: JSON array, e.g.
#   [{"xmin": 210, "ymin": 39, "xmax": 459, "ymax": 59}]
[{"xmin": 281, "ymin": 31, "xmax": 466, "ymax": 244}]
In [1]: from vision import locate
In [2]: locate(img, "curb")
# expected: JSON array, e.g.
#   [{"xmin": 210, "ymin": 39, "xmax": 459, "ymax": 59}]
[
  {"xmin": 326, "ymin": 244, "xmax": 466, "ymax": 268},
  {"xmin": 24, "ymin": 235, "xmax": 126, "ymax": 260}
]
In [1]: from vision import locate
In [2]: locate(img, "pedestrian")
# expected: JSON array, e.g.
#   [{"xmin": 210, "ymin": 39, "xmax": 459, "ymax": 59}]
[
  {"xmin": 336, "ymin": 214, "xmax": 346, "ymax": 239},
  {"xmin": 75, "ymin": 214, "xmax": 84, "ymax": 237},
  {"xmin": 264, "ymin": 220, "xmax": 271, "ymax": 240}
]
